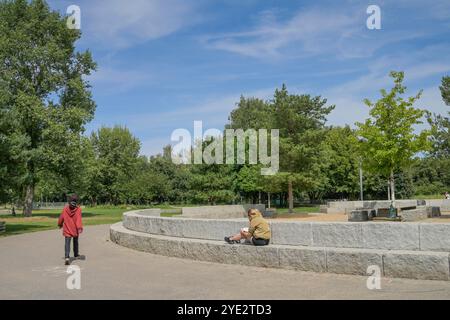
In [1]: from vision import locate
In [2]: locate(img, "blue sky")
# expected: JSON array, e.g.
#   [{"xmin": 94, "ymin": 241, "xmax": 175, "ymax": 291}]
[{"xmin": 47, "ymin": 0, "xmax": 450, "ymax": 156}]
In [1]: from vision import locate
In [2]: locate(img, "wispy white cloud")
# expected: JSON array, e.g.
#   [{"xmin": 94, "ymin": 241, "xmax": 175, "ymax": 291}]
[
  {"xmin": 200, "ymin": 4, "xmax": 427, "ymax": 60},
  {"xmin": 202, "ymin": 7, "xmax": 360, "ymax": 59},
  {"xmin": 81, "ymin": 0, "xmax": 200, "ymax": 49},
  {"xmin": 324, "ymin": 45, "xmax": 450, "ymax": 126}
]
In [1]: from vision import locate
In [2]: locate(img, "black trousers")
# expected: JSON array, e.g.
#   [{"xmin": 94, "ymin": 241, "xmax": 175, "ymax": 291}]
[
  {"xmin": 65, "ymin": 237, "xmax": 79, "ymax": 258},
  {"xmin": 252, "ymin": 238, "xmax": 270, "ymax": 246}
]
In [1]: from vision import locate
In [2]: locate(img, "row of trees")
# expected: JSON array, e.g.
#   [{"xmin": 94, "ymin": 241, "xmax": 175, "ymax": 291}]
[
  {"xmin": 24, "ymin": 74, "xmax": 450, "ymax": 211},
  {"xmin": 1, "ymin": 1, "xmax": 449, "ymax": 215}
]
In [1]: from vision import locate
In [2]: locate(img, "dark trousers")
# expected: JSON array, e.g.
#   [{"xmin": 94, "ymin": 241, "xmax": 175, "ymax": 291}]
[
  {"xmin": 65, "ymin": 237, "xmax": 79, "ymax": 258},
  {"xmin": 252, "ymin": 238, "xmax": 270, "ymax": 246}
]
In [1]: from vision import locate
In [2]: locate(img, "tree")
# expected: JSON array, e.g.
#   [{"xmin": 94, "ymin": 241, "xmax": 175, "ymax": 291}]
[
  {"xmin": 411, "ymin": 157, "xmax": 450, "ymax": 196},
  {"xmin": 273, "ymin": 85, "xmax": 334, "ymax": 212},
  {"xmin": 320, "ymin": 126, "xmax": 360, "ymax": 200},
  {"xmin": 34, "ymin": 136, "xmax": 95, "ymax": 203},
  {"xmin": 234, "ymin": 165, "xmax": 264, "ymax": 203},
  {"xmin": 124, "ymin": 156, "xmax": 171, "ymax": 205},
  {"xmin": 441, "ymin": 76, "xmax": 450, "ymax": 106},
  {"xmin": 187, "ymin": 163, "xmax": 237, "ymax": 205},
  {"xmin": 227, "ymin": 85, "xmax": 334, "ymax": 212},
  {"xmin": 356, "ymin": 71, "xmax": 430, "ymax": 202},
  {"xmin": 427, "ymin": 76, "xmax": 450, "ymax": 157},
  {"xmin": 0, "ymin": 0, "xmax": 96, "ymax": 216},
  {"xmin": 89, "ymin": 126, "xmax": 141, "ymax": 205},
  {"xmin": 227, "ymin": 96, "xmax": 273, "ymax": 130}
]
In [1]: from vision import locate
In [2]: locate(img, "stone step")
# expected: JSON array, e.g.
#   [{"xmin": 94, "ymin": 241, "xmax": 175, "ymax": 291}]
[{"xmin": 110, "ymin": 222, "xmax": 450, "ymax": 281}]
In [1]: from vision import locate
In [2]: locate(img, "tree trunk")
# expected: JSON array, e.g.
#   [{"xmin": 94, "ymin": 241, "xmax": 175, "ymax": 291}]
[
  {"xmin": 258, "ymin": 191, "xmax": 261, "ymax": 204},
  {"xmin": 24, "ymin": 183, "xmax": 34, "ymax": 217},
  {"xmin": 387, "ymin": 181, "xmax": 391, "ymax": 201},
  {"xmin": 390, "ymin": 170, "xmax": 396, "ymax": 203},
  {"xmin": 267, "ymin": 192, "xmax": 271, "ymax": 209},
  {"xmin": 288, "ymin": 180, "xmax": 294, "ymax": 214}
]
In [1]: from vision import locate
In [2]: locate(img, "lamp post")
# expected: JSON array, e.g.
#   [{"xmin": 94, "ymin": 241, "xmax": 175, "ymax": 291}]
[
  {"xmin": 359, "ymin": 157, "xmax": 364, "ymax": 201},
  {"xmin": 357, "ymin": 136, "xmax": 368, "ymax": 201}
]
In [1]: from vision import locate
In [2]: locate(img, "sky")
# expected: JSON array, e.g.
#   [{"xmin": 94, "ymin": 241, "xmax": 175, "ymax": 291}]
[{"xmin": 47, "ymin": 0, "xmax": 450, "ymax": 156}]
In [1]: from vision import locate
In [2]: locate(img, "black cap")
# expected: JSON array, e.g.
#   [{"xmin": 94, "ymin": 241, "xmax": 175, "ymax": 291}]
[{"xmin": 69, "ymin": 194, "xmax": 78, "ymax": 207}]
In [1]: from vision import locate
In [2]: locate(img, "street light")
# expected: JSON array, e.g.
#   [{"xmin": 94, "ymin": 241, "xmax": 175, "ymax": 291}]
[{"xmin": 357, "ymin": 136, "xmax": 368, "ymax": 201}]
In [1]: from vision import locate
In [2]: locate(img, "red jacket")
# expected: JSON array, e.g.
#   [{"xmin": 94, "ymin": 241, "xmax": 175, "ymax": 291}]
[{"xmin": 58, "ymin": 205, "xmax": 83, "ymax": 238}]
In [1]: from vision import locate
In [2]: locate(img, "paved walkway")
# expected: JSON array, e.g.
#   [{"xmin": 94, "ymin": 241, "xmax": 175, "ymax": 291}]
[{"xmin": 1, "ymin": 225, "xmax": 449, "ymax": 300}]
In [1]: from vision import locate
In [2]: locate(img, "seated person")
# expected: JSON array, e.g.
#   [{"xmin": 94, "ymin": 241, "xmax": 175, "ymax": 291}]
[{"xmin": 224, "ymin": 208, "xmax": 271, "ymax": 246}]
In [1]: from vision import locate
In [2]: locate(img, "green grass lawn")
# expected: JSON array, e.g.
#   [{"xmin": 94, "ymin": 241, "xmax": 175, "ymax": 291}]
[
  {"xmin": 276, "ymin": 206, "xmax": 320, "ymax": 215},
  {"xmin": 414, "ymin": 194, "xmax": 447, "ymax": 200},
  {"xmin": 0, "ymin": 206, "xmax": 150, "ymax": 237}
]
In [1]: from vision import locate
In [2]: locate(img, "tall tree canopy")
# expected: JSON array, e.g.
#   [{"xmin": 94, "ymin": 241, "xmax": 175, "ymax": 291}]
[
  {"xmin": 356, "ymin": 71, "xmax": 430, "ymax": 202},
  {"xmin": 228, "ymin": 85, "xmax": 334, "ymax": 212},
  {"xmin": 428, "ymin": 76, "xmax": 450, "ymax": 157},
  {"xmin": 89, "ymin": 126, "xmax": 141, "ymax": 205},
  {"xmin": 0, "ymin": 0, "xmax": 96, "ymax": 215},
  {"xmin": 272, "ymin": 85, "xmax": 334, "ymax": 212}
]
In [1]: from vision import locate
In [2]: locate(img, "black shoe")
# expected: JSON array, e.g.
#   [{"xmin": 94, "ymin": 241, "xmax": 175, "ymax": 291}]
[
  {"xmin": 225, "ymin": 237, "xmax": 240, "ymax": 244},
  {"xmin": 65, "ymin": 258, "xmax": 70, "ymax": 266}
]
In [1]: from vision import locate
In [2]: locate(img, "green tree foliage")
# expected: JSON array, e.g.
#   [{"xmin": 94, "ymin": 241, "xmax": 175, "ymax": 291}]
[
  {"xmin": 356, "ymin": 71, "xmax": 431, "ymax": 202},
  {"xmin": 123, "ymin": 156, "xmax": 171, "ymax": 205},
  {"xmin": 89, "ymin": 126, "xmax": 141, "ymax": 205},
  {"xmin": 234, "ymin": 165, "xmax": 264, "ymax": 203},
  {"xmin": 320, "ymin": 126, "xmax": 360, "ymax": 200},
  {"xmin": 227, "ymin": 96, "xmax": 273, "ymax": 130},
  {"xmin": 441, "ymin": 76, "xmax": 450, "ymax": 106},
  {"xmin": 188, "ymin": 164, "xmax": 237, "ymax": 205},
  {"xmin": 273, "ymin": 85, "xmax": 334, "ymax": 211},
  {"xmin": 0, "ymin": 0, "xmax": 96, "ymax": 215},
  {"xmin": 417, "ymin": 75, "xmax": 450, "ymax": 195},
  {"xmin": 411, "ymin": 157, "xmax": 450, "ymax": 196},
  {"xmin": 227, "ymin": 85, "xmax": 334, "ymax": 210},
  {"xmin": 427, "ymin": 76, "xmax": 450, "ymax": 157}
]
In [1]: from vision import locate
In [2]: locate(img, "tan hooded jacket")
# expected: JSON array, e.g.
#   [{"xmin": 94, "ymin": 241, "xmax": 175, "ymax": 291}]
[{"xmin": 248, "ymin": 211, "xmax": 271, "ymax": 240}]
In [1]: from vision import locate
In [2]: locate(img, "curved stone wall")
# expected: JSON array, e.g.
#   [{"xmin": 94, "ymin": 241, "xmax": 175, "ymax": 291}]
[
  {"xmin": 323, "ymin": 199, "xmax": 450, "ymax": 214},
  {"xmin": 122, "ymin": 211, "xmax": 450, "ymax": 252},
  {"xmin": 182, "ymin": 205, "xmax": 246, "ymax": 219},
  {"xmin": 111, "ymin": 210, "xmax": 450, "ymax": 281},
  {"xmin": 110, "ymin": 222, "xmax": 450, "ymax": 280},
  {"xmin": 126, "ymin": 209, "xmax": 161, "ymax": 217}
]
